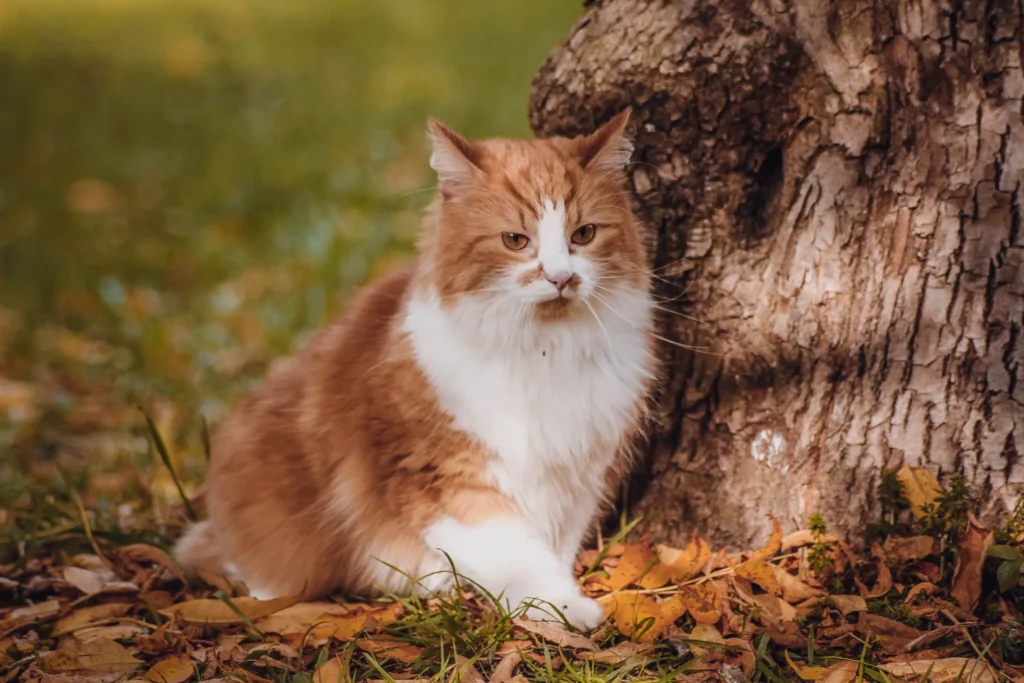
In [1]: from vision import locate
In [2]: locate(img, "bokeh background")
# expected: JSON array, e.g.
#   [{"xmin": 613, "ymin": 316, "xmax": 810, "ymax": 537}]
[{"xmin": 0, "ymin": 0, "xmax": 580, "ymax": 536}]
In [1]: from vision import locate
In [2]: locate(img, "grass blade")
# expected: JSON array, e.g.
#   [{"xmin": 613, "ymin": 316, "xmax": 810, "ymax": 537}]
[{"xmin": 141, "ymin": 406, "xmax": 196, "ymax": 521}]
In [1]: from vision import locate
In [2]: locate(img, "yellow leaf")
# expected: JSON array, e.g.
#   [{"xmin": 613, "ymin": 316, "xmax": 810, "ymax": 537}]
[
  {"xmin": 609, "ymin": 593, "xmax": 685, "ymax": 642},
  {"xmin": 734, "ymin": 560, "xmax": 782, "ymax": 596},
  {"xmin": 313, "ymin": 657, "xmax": 349, "ymax": 683},
  {"xmin": 54, "ymin": 603, "xmax": 132, "ymax": 636},
  {"xmin": 635, "ymin": 562, "xmax": 674, "ymax": 590},
  {"xmin": 897, "ymin": 465, "xmax": 943, "ymax": 519},
  {"xmin": 308, "ymin": 612, "xmax": 367, "ymax": 642},
  {"xmin": 576, "ymin": 641, "xmax": 652, "ymax": 665},
  {"xmin": 655, "ymin": 536, "xmax": 711, "ymax": 582},
  {"xmin": 783, "ymin": 650, "xmax": 828, "ymax": 680},
  {"xmin": 254, "ymin": 602, "xmax": 352, "ymax": 635},
  {"xmin": 604, "ymin": 543, "xmax": 655, "ymax": 591},
  {"xmin": 144, "ymin": 655, "xmax": 195, "ymax": 683},
  {"xmin": 677, "ymin": 584, "xmax": 722, "ymax": 624},
  {"xmin": 45, "ymin": 636, "xmax": 141, "ymax": 673},
  {"xmin": 159, "ymin": 594, "xmax": 297, "ymax": 626},
  {"xmin": 749, "ymin": 515, "xmax": 782, "ymax": 562},
  {"xmin": 686, "ymin": 623, "xmax": 724, "ymax": 655},
  {"xmin": 771, "ymin": 566, "xmax": 823, "ymax": 603}
]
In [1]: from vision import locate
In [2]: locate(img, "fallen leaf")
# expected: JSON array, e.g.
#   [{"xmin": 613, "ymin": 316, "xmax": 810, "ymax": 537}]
[
  {"xmin": 307, "ymin": 612, "xmax": 367, "ymax": 642},
  {"xmin": 488, "ymin": 650, "xmax": 521, "ymax": 683},
  {"xmin": 733, "ymin": 560, "xmax": 782, "ymax": 596},
  {"xmin": 604, "ymin": 543, "xmax": 655, "ymax": 591},
  {"xmin": 829, "ymin": 595, "xmax": 867, "ymax": 615},
  {"xmin": 116, "ymin": 544, "xmax": 186, "ymax": 583},
  {"xmin": 448, "ymin": 655, "xmax": 485, "ymax": 683},
  {"xmin": 76, "ymin": 623, "xmax": 146, "ymax": 641},
  {"xmin": 880, "ymin": 657, "xmax": 997, "ymax": 683},
  {"xmin": 143, "ymin": 655, "xmax": 195, "ymax": 683},
  {"xmin": 856, "ymin": 612, "xmax": 924, "ymax": 653},
  {"xmin": 686, "ymin": 623, "xmax": 725, "ymax": 655},
  {"xmin": 514, "ymin": 619, "xmax": 597, "ymax": 650},
  {"xmin": 897, "ymin": 465, "xmax": 943, "ymax": 518},
  {"xmin": 576, "ymin": 641, "xmax": 651, "ymax": 665},
  {"xmin": 883, "ymin": 535, "xmax": 935, "ymax": 562},
  {"xmin": 781, "ymin": 529, "xmax": 840, "ymax": 551},
  {"xmin": 159, "ymin": 594, "xmax": 298, "ymax": 625},
  {"xmin": 45, "ymin": 636, "xmax": 141, "ymax": 673},
  {"xmin": 951, "ymin": 515, "xmax": 994, "ymax": 611},
  {"xmin": 54, "ymin": 603, "xmax": 132, "ymax": 636},
  {"xmin": 608, "ymin": 593, "xmax": 686, "ymax": 642},
  {"xmin": 815, "ymin": 661, "xmax": 859, "ymax": 683},
  {"xmin": 252, "ymin": 601, "xmax": 350, "ymax": 635},
  {"xmin": 11, "ymin": 599, "xmax": 61, "ymax": 621},
  {"xmin": 64, "ymin": 567, "xmax": 107, "ymax": 595},
  {"xmin": 677, "ymin": 583, "xmax": 722, "ymax": 623},
  {"xmin": 356, "ymin": 637, "xmax": 424, "ymax": 663},
  {"xmin": 654, "ymin": 536, "xmax": 712, "ymax": 582},
  {"xmin": 749, "ymin": 515, "xmax": 782, "ymax": 562},
  {"xmin": 771, "ymin": 566, "xmax": 823, "ymax": 603},
  {"xmin": 783, "ymin": 650, "xmax": 827, "ymax": 680},
  {"xmin": 313, "ymin": 657, "xmax": 348, "ymax": 683},
  {"xmin": 904, "ymin": 582, "xmax": 939, "ymax": 603}
]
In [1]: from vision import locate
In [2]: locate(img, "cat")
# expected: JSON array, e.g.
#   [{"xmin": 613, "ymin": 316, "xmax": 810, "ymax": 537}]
[{"xmin": 174, "ymin": 109, "xmax": 656, "ymax": 631}]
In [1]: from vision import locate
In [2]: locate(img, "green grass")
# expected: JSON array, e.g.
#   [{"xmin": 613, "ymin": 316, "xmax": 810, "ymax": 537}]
[{"xmin": 0, "ymin": 0, "xmax": 581, "ymax": 505}]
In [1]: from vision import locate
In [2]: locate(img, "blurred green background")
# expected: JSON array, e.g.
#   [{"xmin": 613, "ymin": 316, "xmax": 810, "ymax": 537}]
[{"xmin": 0, "ymin": 0, "xmax": 579, "ymax": 515}]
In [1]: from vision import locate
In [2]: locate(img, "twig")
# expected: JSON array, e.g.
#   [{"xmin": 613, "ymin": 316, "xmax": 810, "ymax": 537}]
[{"xmin": 70, "ymin": 490, "xmax": 112, "ymax": 570}]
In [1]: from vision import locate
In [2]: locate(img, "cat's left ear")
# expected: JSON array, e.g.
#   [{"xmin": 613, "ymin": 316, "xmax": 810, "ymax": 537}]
[
  {"xmin": 427, "ymin": 118, "xmax": 484, "ymax": 187},
  {"xmin": 573, "ymin": 108, "xmax": 634, "ymax": 172}
]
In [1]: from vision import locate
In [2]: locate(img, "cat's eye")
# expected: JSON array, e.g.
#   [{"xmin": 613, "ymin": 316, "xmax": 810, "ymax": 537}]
[
  {"xmin": 572, "ymin": 224, "xmax": 597, "ymax": 245},
  {"xmin": 502, "ymin": 232, "xmax": 530, "ymax": 251}
]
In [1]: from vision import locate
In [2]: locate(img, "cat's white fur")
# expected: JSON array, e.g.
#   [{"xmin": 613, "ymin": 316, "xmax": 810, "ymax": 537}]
[{"xmin": 404, "ymin": 199, "xmax": 652, "ymax": 628}]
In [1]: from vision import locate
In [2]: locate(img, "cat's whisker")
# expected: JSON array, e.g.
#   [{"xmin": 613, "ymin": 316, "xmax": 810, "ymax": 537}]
[
  {"xmin": 591, "ymin": 282, "xmax": 705, "ymax": 324},
  {"xmin": 581, "ymin": 298, "xmax": 612, "ymax": 348}
]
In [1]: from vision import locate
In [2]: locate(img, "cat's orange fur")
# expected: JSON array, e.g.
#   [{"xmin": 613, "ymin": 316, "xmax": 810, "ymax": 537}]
[{"xmin": 175, "ymin": 111, "xmax": 655, "ymax": 629}]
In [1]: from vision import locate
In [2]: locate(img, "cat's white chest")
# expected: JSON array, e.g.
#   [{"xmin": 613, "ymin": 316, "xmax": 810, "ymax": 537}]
[{"xmin": 404, "ymin": 291, "xmax": 651, "ymax": 556}]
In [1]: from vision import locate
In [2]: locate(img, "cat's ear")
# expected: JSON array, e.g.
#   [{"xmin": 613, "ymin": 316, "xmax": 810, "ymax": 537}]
[
  {"xmin": 427, "ymin": 118, "xmax": 484, "ymax": 186},
  {"xmin": 573, "ymin": 108, "xmax": 634, "ymax": 172}
]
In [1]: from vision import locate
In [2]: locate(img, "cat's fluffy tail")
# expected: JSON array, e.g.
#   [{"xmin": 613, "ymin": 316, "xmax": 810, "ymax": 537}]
[{"xmin": 174, "ymin": 520, "xmax": 224, "ymax": 577}]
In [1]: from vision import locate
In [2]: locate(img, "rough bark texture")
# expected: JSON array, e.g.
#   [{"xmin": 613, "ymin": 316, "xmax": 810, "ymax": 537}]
[{"xmin": 530, "ymin": 0, "xmax": 1024, "ymax": 548}]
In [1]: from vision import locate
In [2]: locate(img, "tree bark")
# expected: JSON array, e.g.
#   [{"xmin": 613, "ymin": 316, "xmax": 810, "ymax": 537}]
[{"xmin": 530, "ymin": 0, "xmax": 1024, "ymax": 549}]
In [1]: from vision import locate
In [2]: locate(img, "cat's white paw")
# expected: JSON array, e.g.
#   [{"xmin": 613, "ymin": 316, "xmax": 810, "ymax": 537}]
[{"xmin": 524, "ymin": 592, "xmax": 605, "ymax": 632}]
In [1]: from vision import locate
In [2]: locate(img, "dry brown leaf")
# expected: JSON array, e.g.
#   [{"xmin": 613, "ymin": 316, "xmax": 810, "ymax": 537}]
[
  {"xmin": 749, "ymin": 515, "xmax": 782, "ymax": 562},
  {"xmin": 951, "ymin": 515, "xmax": 994, "ymax": 612},
  {"xmin": 576, "ymin": 641, "xmax": 652, "ymax": 665},
  {"xmin": 355, "ymin": 637, "xmax": 424, "ymax": 663},
  {"xmin": 448, "ymin": 655, "xmax": 485, "ymax": 683},
  {"xmin": 45, "ymin": 636, "xmax": 141, "ymax": 673},
  {"xmin": 905, "ymin": 582, "xmax": 940, "ymax": 603},
  {"xmin": 53, "ymin": 602, "xmax": 132, "ymax": 636},
  {"xmin": 780, "ymin": 529, "xmax": 841, "ymax": 551},
  {"xmin": 783, "ymin": 650, "xmax": 827, "ymax": 680},
  {"xmin": 686, "ymin": 623, "xmax": 724, "ymax": 655},
  {"xmin": 514, "ymin": 619, "xmax": 597, "ymax": 650},
  {"xmin": 313, "ymin": 657, "xmax": 348, "ymax": 683},
  {"xmin": 771, "ymin": 566, "xmax": 823, "ymax": 603},
  {"xmin": 654, "ymin": 536, "xmax": 712, "ymax": 583},
  {"xmin": 733, "ymin": 560, "xmax": 782, "ymax": 596},
  {"xmin": 883, "ymin": 535, "xmax": 935, "ymax": 562},
  {"xmin": 254, "ymin": 602, "xmax": 352, "ymax": 635},
  {"xmin": 815, "ymin": 661, "xmax": 859, "ymax": 683},
  {"xmin": 880, "ymin": 657, "xmax": 997, "ymax": 683},
  {"xmin": 677, "ymin": 583, "xmax": 722, "ymax": 624},
  {"xmin": 116, "ymin": 544, "xmax": 186, "ymax": 582},
  {"xmin": 64, "ymin": 567, "xmax": 107, "ymax": 595},
  {"xmin": 856, "ymin": 612, "xmax": 924, "ymax": 653},
  {"xmin": 11, "ymin": 599, "xmax": 62, "ymax": 621},
  {"xmin": 829, "ymin": 595, "xmax": 867, "ymax": 615},
  {"xmin": 76, "ymin": 623, "xmax": 146, "ymax": 642},
  {"xmin": 604, "ymin": 543, "xmax": 654, "ymax": 591},
  {"xmin": 143, "ymin": 655, "xmax": 195, "ymax": 683},
  {"xmin": 159, "ymin": 594, "xmax": 298, "ymax": 625},
  {"xmin": 897, "ymin": 465, "xmax": 943, "ymax": 519},
  {"xmin": 856, "ymin": 557, "xmax": 893, "ymax": 599},
  {"xmin": 488, "ymin": 650, "xmax": 521, "ymax": 683}
]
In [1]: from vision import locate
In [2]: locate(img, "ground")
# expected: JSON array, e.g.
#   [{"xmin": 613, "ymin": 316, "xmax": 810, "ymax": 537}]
[{"xmin": 2, "ymin": 1, "xmax": 1024, "ymax": 681}]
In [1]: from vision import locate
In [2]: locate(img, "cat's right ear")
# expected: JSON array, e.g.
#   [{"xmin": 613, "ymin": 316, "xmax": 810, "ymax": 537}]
[{"xmin": 428, "ymin": 119, "xmax": 484, "ymax": 188}]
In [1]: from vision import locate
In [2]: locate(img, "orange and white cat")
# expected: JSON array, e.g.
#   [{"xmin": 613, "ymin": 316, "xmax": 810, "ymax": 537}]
[{"xmin": 174, "ymin": 110, "xmax": 655, "ymax": 630}]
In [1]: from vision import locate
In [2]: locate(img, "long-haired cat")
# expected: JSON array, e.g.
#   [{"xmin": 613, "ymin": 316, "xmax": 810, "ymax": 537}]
[{"xmin": 174, "ymin": 109, "xmax": 655, "ymax": 630}]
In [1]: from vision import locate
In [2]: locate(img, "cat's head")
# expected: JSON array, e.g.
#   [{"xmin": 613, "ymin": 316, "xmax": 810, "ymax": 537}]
[{"xmin": 419, "ymin": 110, "xmax": 649, "ymax": 320}]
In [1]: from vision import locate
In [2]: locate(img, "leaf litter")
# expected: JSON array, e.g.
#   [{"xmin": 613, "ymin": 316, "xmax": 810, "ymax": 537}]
[{"xmin": 3, "ymin": 467, "xmax": 1024, "ymax": 681}]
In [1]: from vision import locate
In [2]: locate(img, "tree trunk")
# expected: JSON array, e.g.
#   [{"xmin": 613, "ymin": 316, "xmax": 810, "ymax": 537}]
[{"xmin": 530, "ymin": 0, "xmax": 1024, "ymax": 549}]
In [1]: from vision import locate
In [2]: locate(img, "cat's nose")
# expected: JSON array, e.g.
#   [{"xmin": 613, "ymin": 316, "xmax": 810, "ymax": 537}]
[{"xmin": 545, "ymin": 271, "xmax": 573, "ymax": 292}]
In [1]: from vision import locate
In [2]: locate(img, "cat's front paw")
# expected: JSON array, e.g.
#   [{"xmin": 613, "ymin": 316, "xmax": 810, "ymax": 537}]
[{"xmin": 524, "ymin": 592, "xmax": 605, "ymax": 632}]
